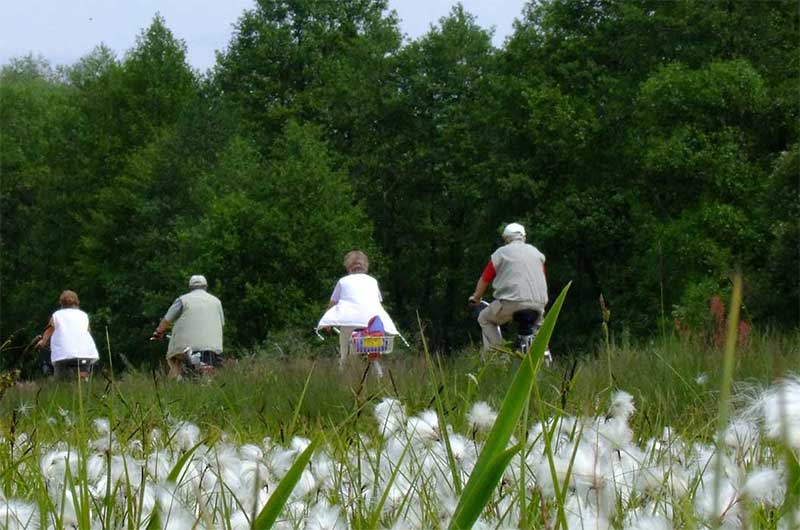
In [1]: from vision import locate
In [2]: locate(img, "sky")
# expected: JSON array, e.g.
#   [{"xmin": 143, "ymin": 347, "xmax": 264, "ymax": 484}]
[{"xmin": 0, "ymin": 0, "xmax": 528, "ymax": 72}]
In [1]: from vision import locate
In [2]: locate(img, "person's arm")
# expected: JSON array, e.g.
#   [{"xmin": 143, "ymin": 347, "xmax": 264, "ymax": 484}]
[
  {"xmin": 469, "ymin": 261, "xmax": 496, "ymax": 304},
  {"xmin": 328, "ymin": 280, "xmax": 342, "ymax": 308},
  {"xmin": 36, "ymin": 318, "xmax": 55, "ymax": 349},
  {"xmin": 152, "ymin": 298, "xmax": 181, "ymax": 339},
  {"xmin": 152, "ymin": 319, "xmax": 171, "ymax": 340}
]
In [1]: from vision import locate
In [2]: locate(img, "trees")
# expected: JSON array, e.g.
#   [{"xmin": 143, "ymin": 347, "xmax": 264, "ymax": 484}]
[
  {"xmin": 68, "ymin": 17, "xmax": 202, "ymax": 361},
  {"xmin": 175, "ymin": 122, "xmax": 375, "ymax": 347},
  {"xmin": 498, "ymin": 0, "xmax": 798, "ymax": 341},
  {"xmin": 0, "ymin": 57, "xmax": 82, "ymax": 360},
  {"xmin": 1, "ymin": 1, "xmax": 796, "ymax": 365},
  {"xmin": 214, "ymin": 0, "xmax": 402, "ymax": 151},
  {"xmin": 354, "ymin": 5, "xmax": 503, "ymax": 344}
]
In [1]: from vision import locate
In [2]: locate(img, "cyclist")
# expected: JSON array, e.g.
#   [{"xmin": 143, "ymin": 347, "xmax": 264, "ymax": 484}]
[
  {"xmin": 468, "ymin": 223, "xmax": 548, "ymax": 351},
  {"xmin": 152, "ymin": 275, "xmax": 224, "ymax": 378},
  {"xmin": 318, "ymin": 250, "xmax": 398, "ymax": 370},
  {"xmin": 36, "ymin": 290, "xmax": 99, "ymax": 380}
]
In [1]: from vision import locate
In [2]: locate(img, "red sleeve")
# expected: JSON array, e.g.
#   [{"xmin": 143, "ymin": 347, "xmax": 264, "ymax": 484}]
[{"xmin": 481, "ymin": 260, "xmax": 496, "ymax": 283}]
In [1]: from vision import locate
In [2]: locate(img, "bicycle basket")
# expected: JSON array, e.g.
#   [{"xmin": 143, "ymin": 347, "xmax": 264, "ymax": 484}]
[{"xmin": 349, "ymin": 333, "xmax": 395, "ymax": 357}]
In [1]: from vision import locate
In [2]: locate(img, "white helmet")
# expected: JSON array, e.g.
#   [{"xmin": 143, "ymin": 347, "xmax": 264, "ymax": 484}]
[{"xmin": 502, "ymin": 222, "xmax": 526, "ymax": 240}]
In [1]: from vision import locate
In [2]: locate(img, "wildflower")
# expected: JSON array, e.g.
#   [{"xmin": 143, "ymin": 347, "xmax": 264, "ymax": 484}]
[
  {"xmin": 723, "ymin": 418, "xmax": 759, "ymax": 454},
  {"xmin": 742, "ymin": 468, "xmax": 785, "ymax": 507},
  {"xmin": 624, "ymin": 514, "xmax": 671, "ymax": 530},
  {"xmin": 239, "ymin": 443, "xmax": 263, "ymax": 462},
  {"xmin": 406, "ymin": 410, "xmax": 439, "ymax": 442},
  {"xmin": 93, "ymin": 417, "xmax": 110, "ymax": 435},
  {"xmin": 171, "ymin": 421, "xmax": 201, "ymax": 451},
  {"xmin": 466, "ymin": 401, "xmax": 497, "ymax": 433},
  {"xmin": 306, "ymin": 500, "xmax": 346, "ymax": 530},
  {"xmin": 374, "ymin": 398, "xmax": 406, "ymax": 438},
  {"xmin": 0, "ymin": 500, "xmax": 39, "ymax": 530},
  {"xmin": 756, "ymin": 376, "xmax": 800, "ymax": 449},
  {"xmin": 14, "ymin": 402, "xmax": 33, "ymax": 416}
]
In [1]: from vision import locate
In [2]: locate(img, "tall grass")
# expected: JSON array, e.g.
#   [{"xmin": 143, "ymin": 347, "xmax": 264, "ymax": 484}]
[{"xmin": 1, "ymin": 320, "xmax": 798, "ymax": 528}]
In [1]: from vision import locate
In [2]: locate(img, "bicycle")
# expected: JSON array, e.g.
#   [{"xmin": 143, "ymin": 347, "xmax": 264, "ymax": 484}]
[
  {"xmin": 471, "ymin": 299, "xmax": 552, "ymax": 365},
  {"xmin": 150, "ymin": 334, "xmax": 223, "ymax": 379},
  {"xmin": 316, "ymin": 321, "xmax": 409, "ymax": 379},
  {"xmin": 30, "ymin": 334, "xmax": 97, "ymax": 381}
]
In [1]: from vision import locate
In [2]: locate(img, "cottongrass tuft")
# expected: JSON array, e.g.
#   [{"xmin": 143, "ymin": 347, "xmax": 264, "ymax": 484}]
[
  {"xmin": 756, "ymin": 375, "xmax": 800, "ymax": 449},
  {"xmin": 0, "ymin": 499, "xmax": 39, "ymax": 530},
  {"xmin": 742, "ymin": 467, "xmax": 785, "ymax": 507},
  {"xmin": 374, "ymin": 398, "xmax": 406, "ymax": 438},
  {"xmin": 624, "ymin": 514, "xmax": 672, "ymax": 530},
  {"xmin": 4, "ymin": 374, "xmax": 800, "ymax": 529},
  {"xmin": 466, "ymin": 401, "xmax": 497, "ymax": 433}
]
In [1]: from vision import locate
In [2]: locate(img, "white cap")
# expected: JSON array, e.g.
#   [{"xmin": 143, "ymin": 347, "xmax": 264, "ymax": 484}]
[
  {"xmin": 189, "ymin": 275, "xmax": 208, "ymax": 288},
  {"xmin": 502, "ymin": 222, "xmax": 526, "ymax": 239}
]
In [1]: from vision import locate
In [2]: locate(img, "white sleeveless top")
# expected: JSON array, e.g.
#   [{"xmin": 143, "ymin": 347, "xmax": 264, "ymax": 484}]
[
  {"xmin": 50, "ymin": 308, "xmax": 100, "ymax": 363},
  {"xmin": 317, "ymin": 274, "xmax": 398, "ymax": 334}
]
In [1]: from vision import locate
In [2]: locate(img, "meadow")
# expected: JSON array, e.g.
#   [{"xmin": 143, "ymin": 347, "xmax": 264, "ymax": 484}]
[{"xmin": 1, "ymin": 312, "xmax": 799, "ymax": 530}]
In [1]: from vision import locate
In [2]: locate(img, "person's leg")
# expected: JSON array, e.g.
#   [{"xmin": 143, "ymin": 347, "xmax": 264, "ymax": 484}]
[
  {"xmin": 478, "ymin": 300, "xmax": 518, "ymax": 351},
  {"xmin": 167, "ymin": 354, "xmax": 185, "ymax": 379},
  {"xmin": 338, "ymin": 326, "xmax": 356, "ymax": 370},
  {"xmin": 52, "ymin": 360, "xmax": 72, "ymax": 381}
]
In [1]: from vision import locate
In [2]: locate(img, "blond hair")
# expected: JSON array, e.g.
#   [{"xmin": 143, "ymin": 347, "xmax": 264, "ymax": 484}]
[
  {"xmin": 343, "ymin": 250, "xmax": 369, "ymax": 273},
  {"xmin": 59, "ymin": 290, "xmax": 80, "ymax": 308}
]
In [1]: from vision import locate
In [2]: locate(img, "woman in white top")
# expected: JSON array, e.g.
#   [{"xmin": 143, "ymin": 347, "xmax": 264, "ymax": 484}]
[
  {"xmin": 37, "ymin": 290, "xmax": 99, "ymax": 380},
  {"xmin": 318, "ymin": 251, "xmax": 398, "ymax": 369}
]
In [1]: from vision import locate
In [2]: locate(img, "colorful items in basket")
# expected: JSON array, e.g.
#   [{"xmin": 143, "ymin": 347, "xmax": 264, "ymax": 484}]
[{"xmin": 351, "ymin": 316, "xmax": 390, "ymax": 359}]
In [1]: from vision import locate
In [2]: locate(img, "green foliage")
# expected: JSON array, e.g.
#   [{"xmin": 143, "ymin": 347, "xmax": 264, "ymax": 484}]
[
  {"xmin": 1, "ymin": 0, "xmax": 798, "ymax": 368},
  {"xmin": 176, "ymin": 122, "xmax": 375, "ymax": 347}
]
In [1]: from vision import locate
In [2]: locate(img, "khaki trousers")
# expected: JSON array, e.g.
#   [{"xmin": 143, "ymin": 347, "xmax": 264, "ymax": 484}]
[
  {"xmin": 478, "ymin": 300, "xmax": 542, "ymax": 351},
  {"xmin": 338, "ymin": 326, "xmax": 358, "ymax": 369},
  {"xmin": 167, "ymin": 353, "xmax": 186, "ymax": 379}
]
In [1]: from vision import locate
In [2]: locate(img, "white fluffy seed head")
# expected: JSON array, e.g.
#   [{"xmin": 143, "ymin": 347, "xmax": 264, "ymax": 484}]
[
  {"xmin": 171, "ymin": 421, "xmax": 201, "ymax": 451},
  {"xmin": 724, "ymin": 418, "xmax": 759, "ymax": 452},
  {"xmin": 757, "ymin": 376, "xmax": 800, "ymax": 449},
  {"xmin": 608, "ymin": 391, "xmax": 636, "ymax": 421},
  {"xmin": 374, "ymin": 398, "xmax": 406, "ymax": 438},
  {"xmin": 466, "ymin": 402, "xmax": 497, "ymax": 433},
  {"xmin": 742, "ymin": 468, "xmax": 785, "ymax": 507},
  {"xmin": 92, "ymin": 417, "xmax": 111, "ymax": 435}
]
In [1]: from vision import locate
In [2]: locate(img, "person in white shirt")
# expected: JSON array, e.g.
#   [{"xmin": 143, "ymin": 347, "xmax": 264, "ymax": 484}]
[
  {"xmin": 318, "ymin": 251, "xmax": 398, "ymax": 369},
  {"xmin": 36, "ymin": 290, "xmax": 99, "ymax": 380}
]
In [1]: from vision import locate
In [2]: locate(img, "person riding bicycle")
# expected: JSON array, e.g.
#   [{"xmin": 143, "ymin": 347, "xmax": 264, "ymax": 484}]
[
  {"xmin": 152, "ymin": 275, "xmax": 224, "ymax": 378},
  {"xmin": 468, "ymin": 223, "xmax": 548, "ymax": 351},
  {"xmin": 317, "ymin": 251, "xmax": 398, "ymax": 370},
  {"xmin": 36, "ymin": 290, "xmax": 99, "ymax": 380}
]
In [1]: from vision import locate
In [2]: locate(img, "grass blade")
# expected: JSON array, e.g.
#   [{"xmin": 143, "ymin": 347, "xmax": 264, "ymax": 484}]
[
  {"xmin": 167, "ymin": 440, "xmax": 205, "ymax": 484},
  {"xmin": 449, "ymin": 282, "xmax": 571, "ymax": 530},
  {"xmin": 252, "ymin": 438, "xmax": 318, "ymax": 530},
  {"xmin": 450, "ymin": 444, "xmax": 521, "ymax": 529},
  {"xmin": 713, "ymin": 273, "xmax": 742, "ymax": 519},
  {"xmin": 418, "ymin": 312, "xmax": 462, "ymax": 495}
]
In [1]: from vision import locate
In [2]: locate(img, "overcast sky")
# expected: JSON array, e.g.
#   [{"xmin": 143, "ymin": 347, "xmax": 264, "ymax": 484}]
[{"xmin": 0, "ymin": 0, "xmax": 528, "ymax": 72}]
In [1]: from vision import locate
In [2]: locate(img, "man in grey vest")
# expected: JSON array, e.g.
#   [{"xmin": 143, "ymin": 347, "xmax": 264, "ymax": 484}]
[
  {"xmin": 152, "ymin": 275, "xmax": 225, "ymax": 378},
  {"xmin": 468, "ymin": 223, "xmax": 548, "ymax": 351}
]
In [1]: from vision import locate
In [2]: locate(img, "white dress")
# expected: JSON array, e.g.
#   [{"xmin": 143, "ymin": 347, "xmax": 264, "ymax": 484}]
[
  {"xmin": 50, "ymin": 308, "xmax": 100, "ymax": 363},
  {"xmin": 317, "ymin": 274, "xmax": 398, "ymax": 334}
]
